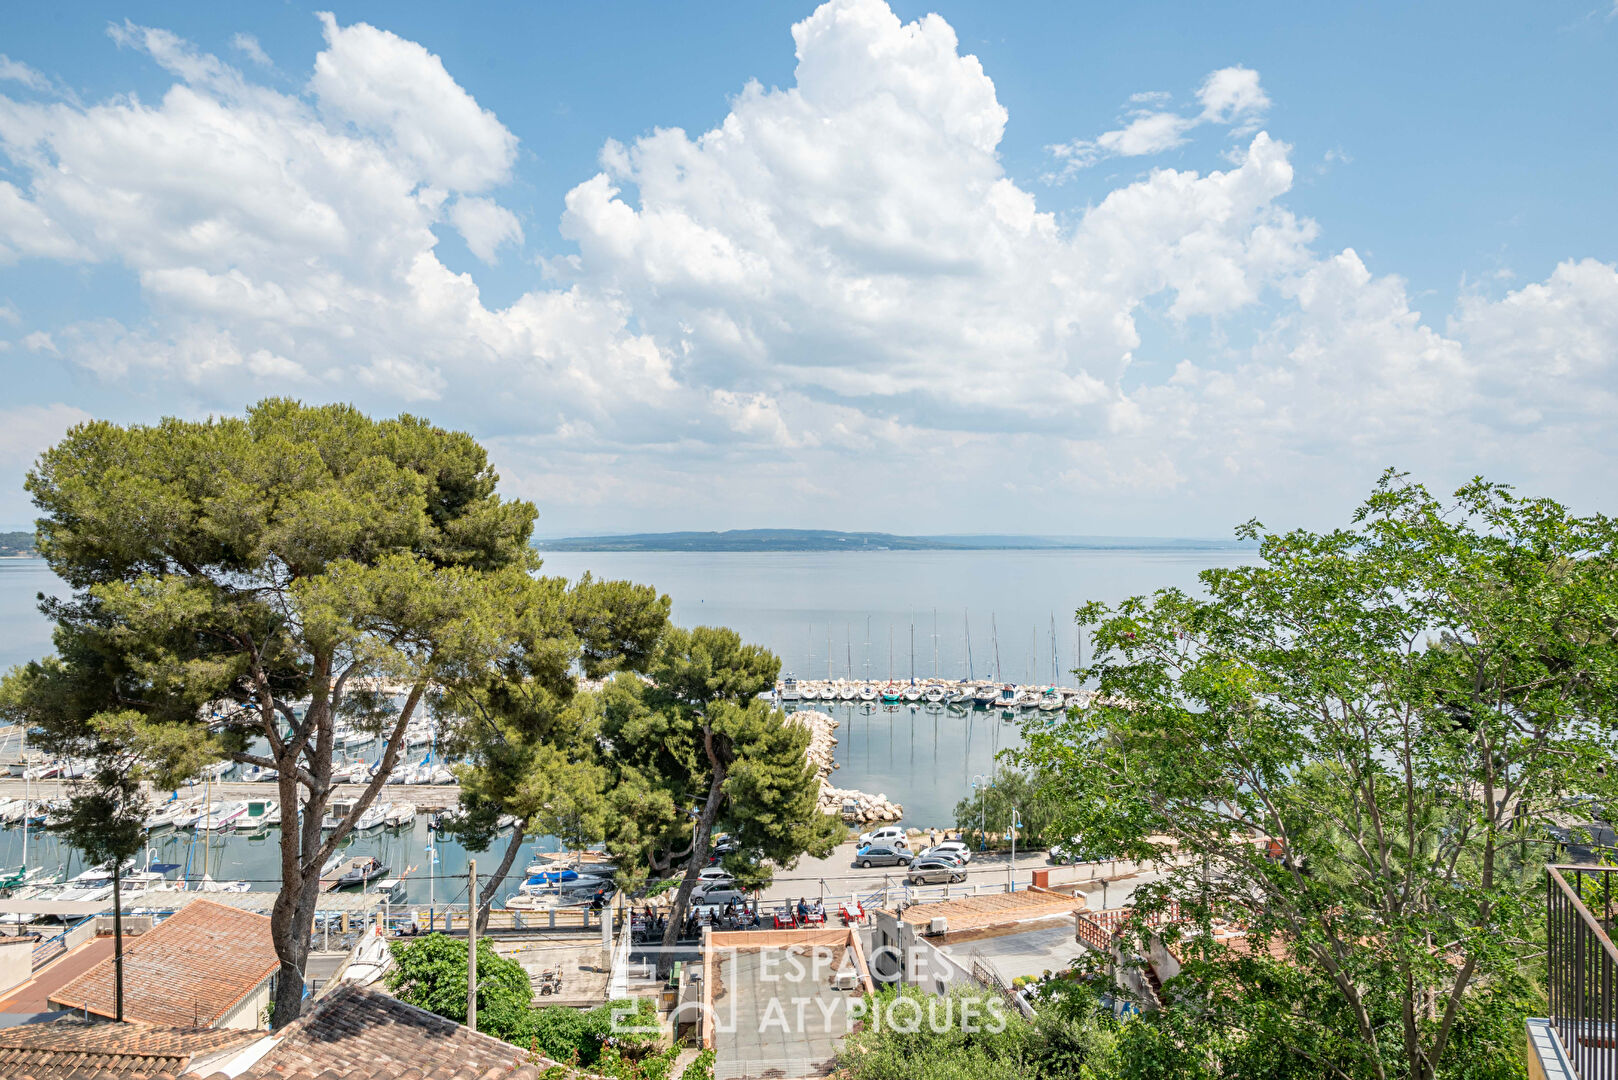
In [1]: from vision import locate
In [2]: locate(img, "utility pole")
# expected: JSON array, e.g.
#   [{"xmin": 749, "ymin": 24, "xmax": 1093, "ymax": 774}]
[
  {"xmin": 112, "ymin": 866, "xmax": 124, "ymax": 1021},
  {"xmin": 466, "ymin": 859, "xmax": 478, "ymax": 1032}
]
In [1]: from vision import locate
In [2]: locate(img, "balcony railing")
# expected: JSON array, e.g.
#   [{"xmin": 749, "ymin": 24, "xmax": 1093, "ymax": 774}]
[{"xmin": 1548, "ymin": 865, "xmax": 1618, "ymax": 1079}]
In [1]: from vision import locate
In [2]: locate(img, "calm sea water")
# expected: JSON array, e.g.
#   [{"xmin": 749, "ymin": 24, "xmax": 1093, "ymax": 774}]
[{"xmin": 0, "ymin": 548, "xmax": 1252, "ymax": 900}]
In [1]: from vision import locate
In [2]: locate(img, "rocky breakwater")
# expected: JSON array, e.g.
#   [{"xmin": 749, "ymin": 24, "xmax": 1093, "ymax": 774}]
[{"xmin": 785, "ymin": 709, "xmax": 903, "ymax": 824}]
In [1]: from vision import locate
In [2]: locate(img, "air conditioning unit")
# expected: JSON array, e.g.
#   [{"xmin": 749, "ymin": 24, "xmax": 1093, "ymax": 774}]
[
  {"xmin": 833, "ymin": 970, "xmax": 859, "ymax": 991},
  {"xmin": 930, "ymin": 917, "xmax": 948, "ymax": 936}
]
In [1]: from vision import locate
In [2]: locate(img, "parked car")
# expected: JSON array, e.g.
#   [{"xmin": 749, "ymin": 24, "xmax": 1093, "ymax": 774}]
[
  {"xmin": 907, "ymin": 858, "xmax": 968, "ymax": 885},
  {"xmin": 706, "ymin": 836, "xmax": 740, "ymax": 865},
  {"xmin": 697, "ymin": 866, "xmax": 734, "ymax": 883},
  {"xmin": 692, "ymin": 888, "xmax": 749, "ymax": 915},
  {"xmin": 924, "ymin": 840, "xmax": 972, "ymax": 864},
  {"xmin": 692, "ymin": 876, "xmax": 738, "ymax": 900},
  {"xmin": 858, "ymin": 825, "xmax": 910, "ymax": 848},
  {"xmin": 916, "ymin": 847, "xmax": 967, "ymax": 866},
  {"xmin": 855, "ymin": 844, "xmax": 912, "ymax": 869}
]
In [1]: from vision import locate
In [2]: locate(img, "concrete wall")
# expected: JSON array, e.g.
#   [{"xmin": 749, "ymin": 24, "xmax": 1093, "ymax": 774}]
[
  {"xmin": 869, "ymin": 912, "xmax": 979, "ymax": 997},
  {"xmin": 217, "ymin": 978, "xmax": 274, "ymax": 1030},
  {"xmin": 62, "ymin": 919, "xmax": 97, "ymax": 953},
  {"xmin": 0, "ymin": 935, "xmax": 35, "ymax": 995}
]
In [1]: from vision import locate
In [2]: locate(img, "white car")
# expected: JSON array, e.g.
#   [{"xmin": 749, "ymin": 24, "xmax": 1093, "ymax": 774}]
[
  {"xmin": 922, "ymin": 841, "xmax": 972, "ymax": 864},
  {"xmin": 698, "ymin": 866, "xmax": 734, "ymax": 883},
  {"xmin": 858, "ymin": 825, "xmax": 909, "ymax": 848}
]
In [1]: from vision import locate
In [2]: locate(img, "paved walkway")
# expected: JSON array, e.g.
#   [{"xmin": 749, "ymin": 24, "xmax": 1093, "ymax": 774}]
[{"xmin": 0, "ymin": 936, "xmax": 114, "ymax": 1015}]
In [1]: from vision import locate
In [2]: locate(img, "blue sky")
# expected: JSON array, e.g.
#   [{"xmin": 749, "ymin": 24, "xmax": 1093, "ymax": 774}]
[{"xmin": 1, "ymin": 0, "xmax": 1615, "ymax": 535}]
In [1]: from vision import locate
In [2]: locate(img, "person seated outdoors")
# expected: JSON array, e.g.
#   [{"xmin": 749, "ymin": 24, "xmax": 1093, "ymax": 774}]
[{"xmin": 796, "ymin": 897, "xmax": 809, "ymax": 922}]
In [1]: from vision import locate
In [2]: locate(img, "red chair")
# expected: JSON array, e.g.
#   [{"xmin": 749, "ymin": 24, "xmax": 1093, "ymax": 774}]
[{"xmin": 773, "ymin": 908, "xmax": 798, "ymax": 929}]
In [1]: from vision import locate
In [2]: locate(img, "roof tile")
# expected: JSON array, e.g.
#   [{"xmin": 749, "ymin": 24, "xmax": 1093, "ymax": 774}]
[{"xmin": 47, "ymin": 900, "xmax": 280, "ymax": 1027}]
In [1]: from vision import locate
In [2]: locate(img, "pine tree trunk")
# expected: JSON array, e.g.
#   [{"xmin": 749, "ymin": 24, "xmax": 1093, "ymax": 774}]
[
  {"xmin": 660, "ymin": 730, "xmax": 726, "ymax": 969},
  {"xmin": 476, "ymin": 823, "xmax": 526, "ymax": 935}
]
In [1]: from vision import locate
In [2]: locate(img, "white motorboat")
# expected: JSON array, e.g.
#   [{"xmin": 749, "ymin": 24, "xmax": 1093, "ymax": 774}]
[
  {"xmin": 354, "ymin": 803, "xmax": 389, "ymax": 831},
  {"xmin": 172, "ymin": 801, "xmax": 213, "ymax": 830},
  {"xmin": 336, "ymin": 727, "xmax": 373, "ymax": 749},
  {"xmin": 974, "ymin": 684, "xmax": 998, "ymax": 708},
  {"xmin": 1037, "ymin": 689, "xmax": 1065, "ymax": 712},
  {"xmin": 384, "ymin": 802, "xmax": 415, "ymax": 828},
  {"xmin": 145, "ymin": 797, "xmax": 202, "ymax": 830},
  {"xmin": 334, "ymin": 760, "xmax": 373, "ymax": 784},
  {"xmin": 778, "ymin": 674, "xmax": 801, "ymax": 702},
  {"xmin": 428, "ymin": 765, "xmax": 455, "ymax": 785},
  {"xmin": 197, "ymin": 801, "xmax": 249, "ymax": 831},
  {"xmin": 196, "ymin": 874, "xmax": 250, "ymax": 893},
  {"xmin": 404, "ymin": 724, "xmax": 434, "ymax": 748},
  {"xmin": 322, "ymin": 798, "xmax": 359, "ymax": 831},
  {"xmin": 237, "ymin": 799, "xmax": 278, "ymax": 831},
  {"xmin": 22, "ymin": 761, "xmax": 62, "ymax": 781}
]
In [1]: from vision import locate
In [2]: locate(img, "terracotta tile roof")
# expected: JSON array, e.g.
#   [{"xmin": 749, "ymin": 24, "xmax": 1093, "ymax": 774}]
[
  {"xmin": 202, "ymin": 983, "xmax": 560, "ymax": 1080},
  {"xmin": 0, "ymin": 1017, "xmax": 260, "ymax": 1080},
  {"xmin": 47, "ymin": 900, "xmax": 279, "ymax": 1027},
  {"xmin": 887, "ymin": 887, "xmax": 1085, "ymax": 932}
]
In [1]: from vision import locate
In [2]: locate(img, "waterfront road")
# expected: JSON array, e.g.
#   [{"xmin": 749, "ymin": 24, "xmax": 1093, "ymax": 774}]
[{"xmin": 749, "ymin": 840, "xmax": 1162, "ymax": 910}]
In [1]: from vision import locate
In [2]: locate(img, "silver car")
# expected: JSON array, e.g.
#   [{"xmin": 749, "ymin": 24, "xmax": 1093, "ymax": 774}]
[
  {"xmin": 855, "ymin": 844, "xmax": 912, "ymax": 868},
  {"xmin": 907, "ymin": 858, "xmax": 967, "ymax": 885}
]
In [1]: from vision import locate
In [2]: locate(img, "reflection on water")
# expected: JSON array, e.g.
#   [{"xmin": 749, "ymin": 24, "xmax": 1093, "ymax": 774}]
[
  {"xmin": 791, "ymin": 700, "xmax": 1030, "ymax": 828},
  {"xmin": 0, "ymin": 813, "xmax": 567, "ymax": 909}
]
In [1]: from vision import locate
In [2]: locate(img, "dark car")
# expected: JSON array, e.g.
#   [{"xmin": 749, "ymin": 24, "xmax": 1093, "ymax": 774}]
[
  {"xmin": 907, "ymin": 858, "xmax": 967, "ymax": 885},
  {"xmin": 856, "ymin": 844, "xmax": 912, "ymax": 868}
]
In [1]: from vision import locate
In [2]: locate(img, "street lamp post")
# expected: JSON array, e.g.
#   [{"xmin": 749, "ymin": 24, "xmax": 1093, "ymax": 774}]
[
  {"xmin": 1007, "ymin": 808, "xmax": 1021, "ymax": 894},
  {"xmin": 970, "ymin": 773, "xmax": 989, "ymax": 851}
]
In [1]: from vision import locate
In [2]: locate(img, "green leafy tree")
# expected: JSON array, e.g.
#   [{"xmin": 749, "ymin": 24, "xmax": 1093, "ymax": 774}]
[
  {"xmin": 598, "ymin": 626, "xmax": 843, "ymax": 953},
  {"xmin": 3, "ymin": 400, "xmax": 537, "ymax": 1027},
  {"xmin": 436, "ymin": 574, "xmax": 669, "ymax": 932},
  {"xmin": 951, "ymin": 768, "xmax": 1061, "ymax": 850},
  {"xmin": 387, "ymin": 932, "xmax": 533, "ymax": 1041},
  {"xmin": 1019, "ymin": 473, "xmax": 1616, "ymax": 1080}
]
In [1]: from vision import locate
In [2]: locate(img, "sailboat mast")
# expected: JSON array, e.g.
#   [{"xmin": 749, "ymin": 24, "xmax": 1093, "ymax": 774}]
[
  {"xmin": 888, "ymin": 624, "xmax": 894, "ymax": 681},
  {"xmin": 909, "ymin": 617, "xmax": 915, "ymax": 684},
  {"xmin": 846, "ymin": 624, "xmax": 852, "ymax": 679},
  {"xmin": 827, "ymin": 626, "xmax": 832, "ymax": 681},
  {"xmin": 931, "ymin": 608, "xmax": 938, "ymax": 677},
  {"xmin": 964, "ymin": 610, "xmax": 974, "ymax": 680},
  {"xmin": 991, "ymin": 614, "xmax": 1002, "ymax": 683},
  {"xmin": 1051, "ymin": 612, "xmax": 1058, "ymax": 684}
]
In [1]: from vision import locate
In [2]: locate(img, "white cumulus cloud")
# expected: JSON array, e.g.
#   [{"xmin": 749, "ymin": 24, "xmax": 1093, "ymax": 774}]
[{"xmin": 0, "ymin": 0, "xmax": 1610, "ymax": 533}]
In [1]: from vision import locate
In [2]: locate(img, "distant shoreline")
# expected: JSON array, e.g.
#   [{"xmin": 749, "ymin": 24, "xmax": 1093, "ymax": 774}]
[{"xmin": 534, "ymin": 529, "xmax": 1256, "ymax": 554}]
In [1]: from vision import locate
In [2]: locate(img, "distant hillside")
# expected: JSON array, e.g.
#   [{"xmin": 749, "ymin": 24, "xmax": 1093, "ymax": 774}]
[
  {"xmin": 534, "ymin": 529, "xmax": 1255, "ymax": 553},
  {"xmin": 0, "ymin": 531, "xmax": 36, "ymax": 557},
  {"xmin": 536, "ymin": 530, "xmax": 952, "ymax": 552}
]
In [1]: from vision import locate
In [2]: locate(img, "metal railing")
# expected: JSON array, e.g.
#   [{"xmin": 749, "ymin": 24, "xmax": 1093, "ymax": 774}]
[{"xmin": 1548, "ymin": 865, "xmax": 1618, "ymax": 1079}]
